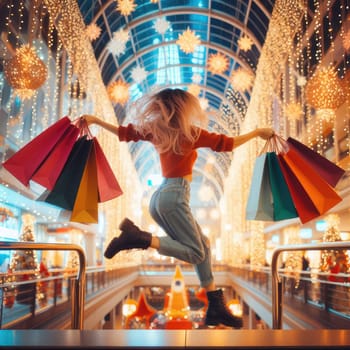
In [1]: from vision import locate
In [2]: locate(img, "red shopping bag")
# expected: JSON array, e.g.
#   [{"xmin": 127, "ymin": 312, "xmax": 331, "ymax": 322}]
[
  {"xmin": 2, "ymin": 116, "xmax": 72, "ymax": 186},
  {"xmin": 31, "ymin": 124, "xmax": 80, "ymax": 190},
  {"xmin": 70, "ymin": 142, "xmax": 98, "ymax": 223},
  {"xmin": 278, "ymin": 156, "xmax": 320, "ymax": 223},
  {"xmin": 286, "ymin": 137, "xmax": 345, "ymax": 187},
  {"xmin": 93, "ymin": 137, "xmax": 123, "ymax": 202}
]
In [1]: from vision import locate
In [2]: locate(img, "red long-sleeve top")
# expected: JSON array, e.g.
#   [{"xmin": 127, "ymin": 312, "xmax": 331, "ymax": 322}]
[{"xmin": 118, "ymin": 124, "xmax": 235, "ymax": 178}]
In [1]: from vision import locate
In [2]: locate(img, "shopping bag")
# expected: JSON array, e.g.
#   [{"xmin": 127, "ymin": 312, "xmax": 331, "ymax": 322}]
[
  {"xmin": 93, "ymin": 137, "xmax": 123, "ymax": 202},
  {"xmin": 280, "ymin": 146, "xmax": 342, "ymax": 215},
  {"xmin": 44, "ymin": 136, "xmax": 93, "ymax": 210},
  {"xmin": 266, "ymin": 152, "xmax": 298, "ymax": 221},
  {"xmin": 286, "ymin": 137, "xmax": 345, "ymax": 187},
  {"xmin": 31, "ymin": 124, "xmax": 80, "ymax": 190},
  {"xmin": 278, "ymin": 154, "xmax": 339, "ymax": 224},
  {"xmin": 246, "ymin": 153, "xmax": 274, "ymax": 220},
  {"xmin": 2, "ymin": 116, "xmax": 72, "ymax": 186},
  {"xmin": 70, "ymin": 142, "xmax": 98, "ymax": 223}
]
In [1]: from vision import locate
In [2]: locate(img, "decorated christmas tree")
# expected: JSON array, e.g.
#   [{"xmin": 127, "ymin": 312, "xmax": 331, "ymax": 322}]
[
  {"xmin": 319, "ymin": 214, "xmax": 349, "ymax": 275},
  {"xmin": 3, "ymin": 265, "xmax": 16, "ymax": 308},
  {"xmin": 66, "ymin": 251, "xmax": 79, "ymax": 272},
  {"xmin": 10, "ymin": 214, "xmax": 39, "ymax": 304}
]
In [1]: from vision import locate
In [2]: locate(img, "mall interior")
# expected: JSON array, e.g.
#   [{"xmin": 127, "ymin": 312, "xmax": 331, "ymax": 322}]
[{"xmin": 0, "ymin": 0, "xmax": 350, "ymax": 348}]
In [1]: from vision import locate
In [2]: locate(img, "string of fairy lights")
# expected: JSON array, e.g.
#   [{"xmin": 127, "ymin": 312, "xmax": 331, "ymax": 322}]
[
  {"xmin": 0, "ymin": 0, "xmax": 141, "ymax": 267},
  {"xmin": 223, "ymin": 0, "xmax": 350, "ymax": 267}
]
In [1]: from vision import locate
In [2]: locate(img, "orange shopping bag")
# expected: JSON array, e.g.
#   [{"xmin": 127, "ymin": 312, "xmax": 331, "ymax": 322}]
[
  {"xmin": 278, "ymin": 148, "xmax": 342, "ymax": 224},
  {"xmin": 70, "ymin": 143, "xmax": 98, "ymax": 223},
  {"xmin": 278, "ymin": 155, "xmax": 320, "ymax": 224}
]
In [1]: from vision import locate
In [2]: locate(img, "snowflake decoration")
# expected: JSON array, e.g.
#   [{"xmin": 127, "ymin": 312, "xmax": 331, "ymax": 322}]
[
  {"xmin": 114, "ymin": 28, "xmax": 130, "ymax": 43},
  {"xmin": 342, "ymin": 29, "xmax": 350, "ymax": 51},
  {"xmin": 199, "ymin": 97, "xmax": 209, "ymax": 111},
  {"xmin": 207, "ymin": 53, "xmax": 229, "ymax": 75},
  {"xmin": 116, "ymin": 0, "xmax": 136, "ymax": 16},
  {"xmin": 107, "ymin": 40, "xmax": 126, "ymax": 57},
  {"xmin": 192, "ymin": 73, "xmax": 202, "ymax": 84},
  {"xmin": 107, "ymin": 29, "xmax": 130, "ymax": 56},
  {"xmin": 230, "ymin": 68, "xmax": 254, "ymax": 91},
  {"xmin": 154, "ymin": 18, "xmax": 170, "ymax": 35},
  {"xmin": 187, "ymin": 84, "xmax": 201, "ymax": 97},
  {"xmin": 85, "ymin": 23, "xmax": 101, "ymax": 41},
  {"xmin": 176, "ymin": 28, "xmax": 201, "ymax": 54},
  {"xmin": 131, "ymin": 66, "xmax": 147, "ymax": 84},
  {"xmin": 238, "ymin": 35, "xmax": 253, "ymax": 51},
  {"xmin": 107, "ymin": 79, "xmax": 130, "ymax": 105},
  {"xmin": 284, "ymin": 102, "xmax": 303, "ymax": 121}
]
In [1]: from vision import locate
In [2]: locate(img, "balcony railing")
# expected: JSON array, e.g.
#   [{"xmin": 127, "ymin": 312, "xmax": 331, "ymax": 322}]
[
  {"xmin": 0, "ymin": 242, "xmax": 86, "ymax": 329},
  {"xmin": 0, "ymin": 253, "xmax": 349, "ymax": 329}
]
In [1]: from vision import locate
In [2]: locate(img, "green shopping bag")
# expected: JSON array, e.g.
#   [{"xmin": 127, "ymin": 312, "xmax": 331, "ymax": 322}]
[
  {"xmin": 44, "ymin": 135, "xmax": 93, "ymax": 210},
  {"xmin": 266, "ymin": 152, "xmax": 298, "ymax": 221},
  {"xmin": 246, "ymin": 153, "xmax": 274, "ymax": 221}
]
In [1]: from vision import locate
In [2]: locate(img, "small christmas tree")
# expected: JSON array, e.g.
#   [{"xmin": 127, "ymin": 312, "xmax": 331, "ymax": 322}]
[
  {"xmin": 10, "ymin": 214, "xmax": 39, "ymax": 304},
  {"xmin": 3, "ymin": 266, "xmax": 16, "ymax": 308},
  {"xmin": 38, "ymin": 258, "xmax": 50, "ymax": 305},
  {"xmin": 319, "ymin": 214, "xmax": 349, "ymax": 275},
  {"xmin": 66, "ymin": 251, "xmax": 79, "ymax": 271}
]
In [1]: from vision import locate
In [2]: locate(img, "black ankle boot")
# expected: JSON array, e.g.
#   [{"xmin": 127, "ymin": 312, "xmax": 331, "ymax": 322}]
[
  {"xmin": 119, "ymin": 217, "xmax": 140, "ymax": 232},
  {"xmin": 205, "ymin": 289, "xmax": 243, "ymax": 329},
  {"xmin": 104, "ymin": 218, "xmax": 152, "ymax": 259}
]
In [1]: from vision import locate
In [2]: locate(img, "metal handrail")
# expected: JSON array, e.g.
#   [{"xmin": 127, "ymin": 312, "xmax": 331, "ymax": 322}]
[
  {"xmin": 0, "ymin": 241, "xmax": 86, "ymax": 329},
  {"xmin": 271, "ymin": 241, "xmax": 350, "ymax": 329}
]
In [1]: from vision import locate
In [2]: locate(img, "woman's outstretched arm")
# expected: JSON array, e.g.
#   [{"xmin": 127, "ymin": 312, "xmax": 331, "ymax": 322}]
[
  {"xmin": 233, "ymin": 128, "xmax": 274, "ymax": 148},
  {"xmin": 81, "ymin": 114, "xmax": 119, "ymax": 136}
]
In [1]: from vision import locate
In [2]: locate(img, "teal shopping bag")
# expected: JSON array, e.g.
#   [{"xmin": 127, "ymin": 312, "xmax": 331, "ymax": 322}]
[
  {"xmin": 266, "ymin": 152, "xmax": 298, "ymax": 221},
  {"xmin": 246, "ymin": 153, "xmax": 274, "ymax": 221}
]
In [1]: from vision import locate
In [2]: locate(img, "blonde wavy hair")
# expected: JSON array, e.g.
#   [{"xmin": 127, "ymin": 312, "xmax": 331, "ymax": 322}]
[{"xmin": 127, "ymin": 88, "xmax": 208, "ymax": 154}]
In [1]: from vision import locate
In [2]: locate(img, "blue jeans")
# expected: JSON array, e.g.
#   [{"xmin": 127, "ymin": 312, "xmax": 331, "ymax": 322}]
[{"xmin": 149, "ymin": 177, "xmax": 214, "ymax": 287}]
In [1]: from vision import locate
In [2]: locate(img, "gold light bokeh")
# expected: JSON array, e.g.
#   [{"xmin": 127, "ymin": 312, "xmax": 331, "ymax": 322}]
[
  {"xmin": 4, "ymin": 45, "xmax": 47, "ymax": 90},
  {"xmin": 305, "ymin": 66, "xmax": 346, "ymax": 110}
]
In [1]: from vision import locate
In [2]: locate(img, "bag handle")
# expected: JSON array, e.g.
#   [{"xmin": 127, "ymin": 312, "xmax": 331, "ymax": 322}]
[
  {"xmin": 259, "ymin": 134, "xmax": 289, "ymax": 155},
  {"xmin": 72, "ymin": 117, "xmax": 94, "ymax": 139}
]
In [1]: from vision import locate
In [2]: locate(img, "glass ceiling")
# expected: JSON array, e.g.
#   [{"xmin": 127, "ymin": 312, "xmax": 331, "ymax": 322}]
[{"xmin": 77, "ymin": 0, "xmax": 275, "ymax": 206}]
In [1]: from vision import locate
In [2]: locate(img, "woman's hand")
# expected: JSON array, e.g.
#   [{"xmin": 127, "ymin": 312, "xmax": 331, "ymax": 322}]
[
  {"xmin": 80, "ymin": 114, "xmax": 119, "ymax": 136},
  {"xmin": 257, "ymin": 128, "xmax": 274, "ymax": 140},
  {"xmin": 80, "ymin": 114, "xmax": 100, "ymax": 126}
]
